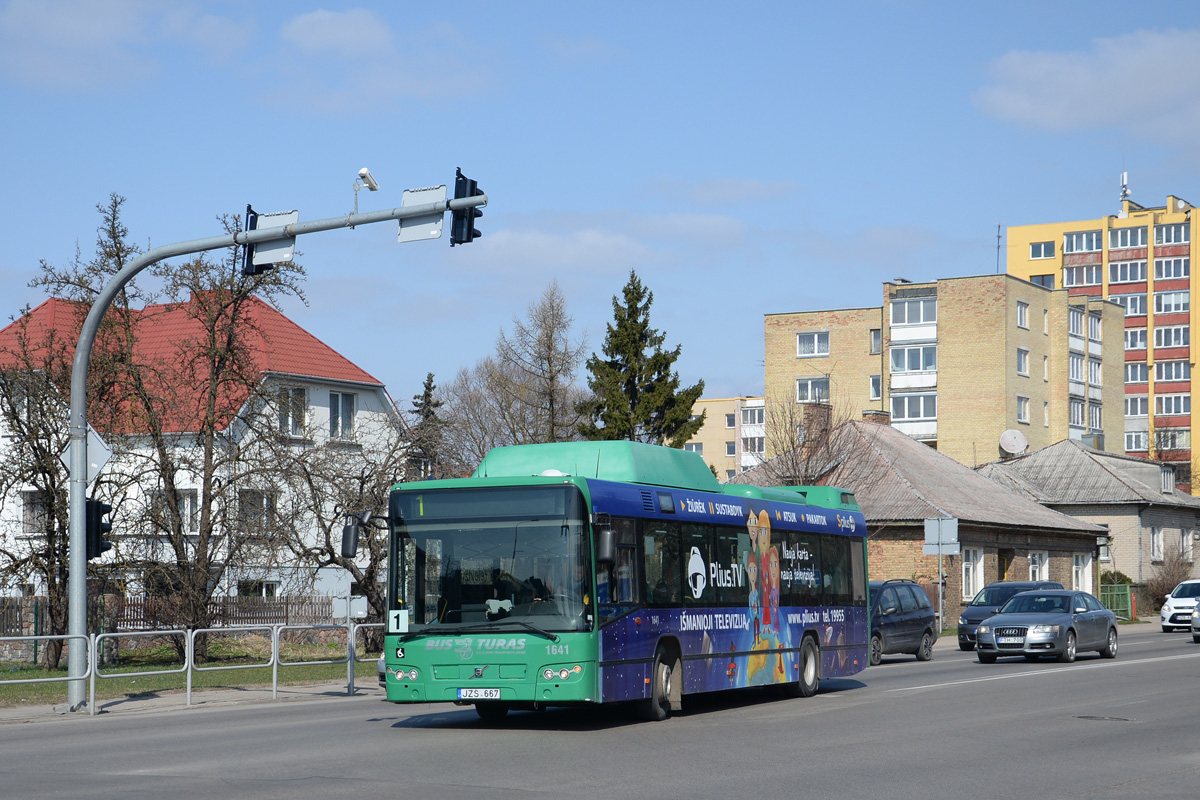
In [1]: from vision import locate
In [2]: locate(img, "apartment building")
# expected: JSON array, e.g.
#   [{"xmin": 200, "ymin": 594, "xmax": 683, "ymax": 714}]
[
  {"xmin": 1006, "ymin": 194, "xmax": 1199, "ymax": 487},
  {"xmin": 682, "ymin": 397, "xmax": 764, "ymax": 480},
  {"xmin": 763, "ymin": 274, "xmax": 1124, "ymax": 468}
]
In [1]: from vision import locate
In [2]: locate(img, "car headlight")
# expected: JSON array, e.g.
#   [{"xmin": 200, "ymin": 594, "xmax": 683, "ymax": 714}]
[
  {"xmin": 978, "ymin": 625, "xmax": 989, "ymax": 634},
  {"xmin": 1030, "ymin": 624, "xmax": 1060, "ymax": 635},
  {"xmin": 958, "ymin": 616, "xmax": 967, "ymax": 625},
  {"xmin": 1192, "ymin": 608, "xmax": 1200, "ymax": 619}
]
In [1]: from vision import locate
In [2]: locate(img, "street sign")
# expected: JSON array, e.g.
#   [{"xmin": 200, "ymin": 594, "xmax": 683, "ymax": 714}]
[
  {"xmin": 61, "ymin": 425, "xmax": 112, "ymax": 485},
  {"xmin": 923, "ymin": 517, "xmax": 960, "ymax": 555},
  {"xmin": 397, "ymin": 185, "xmax": 446, "ymax": 243},
  {"xmin": 251, "ymin": 209, "xmax": 299, "ymax": 265}
]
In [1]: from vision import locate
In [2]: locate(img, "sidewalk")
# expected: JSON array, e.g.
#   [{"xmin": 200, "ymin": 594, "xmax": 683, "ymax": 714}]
[{"xmin": 0, "ymin": 679, "xmax": 384, "ymax": 725}]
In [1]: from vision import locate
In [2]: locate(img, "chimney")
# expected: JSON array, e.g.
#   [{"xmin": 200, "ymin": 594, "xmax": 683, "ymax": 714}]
[{"xmin": 862, "ymin": 409, "xmax": 891, "ymax": 425}]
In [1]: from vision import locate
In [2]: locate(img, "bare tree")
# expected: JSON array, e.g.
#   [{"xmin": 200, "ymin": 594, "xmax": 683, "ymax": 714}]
[
  {"xmin": 1145, "ymin": 542, "xmax": 1197, "ymax": 611},
  {"xmin": 442, "ymin": 283, "xmax": 589, "ymax": 472}
]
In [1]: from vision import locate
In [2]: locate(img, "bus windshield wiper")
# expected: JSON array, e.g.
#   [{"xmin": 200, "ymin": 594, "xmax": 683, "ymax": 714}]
[{"xmin": 397, "ymin": 620, "xmax": 558, "ymax": 643}]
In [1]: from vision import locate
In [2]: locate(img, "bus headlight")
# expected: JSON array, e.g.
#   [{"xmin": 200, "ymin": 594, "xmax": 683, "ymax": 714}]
[
  {"xmin": 407, "ymin": 669, "xmax": 419, "ymax": 681},
  {"xmin": 543, "ymin": 668, "xmax": 556, "ymax": 680}
]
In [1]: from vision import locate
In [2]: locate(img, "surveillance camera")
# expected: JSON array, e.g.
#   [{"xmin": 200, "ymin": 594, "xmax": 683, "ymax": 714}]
[{"xmin": 357, "ymin": 167, "xmax": 379, "ymax": 192}]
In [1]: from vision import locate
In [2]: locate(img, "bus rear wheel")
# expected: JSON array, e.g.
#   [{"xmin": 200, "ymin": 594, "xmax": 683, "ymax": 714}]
[
  {"xmin": 797, "ymin": 638, "xmax": 820, "ymax": 697},
  {"xmin": 637, "ymin": 647, "xmax": 676, "ymax": 721}
]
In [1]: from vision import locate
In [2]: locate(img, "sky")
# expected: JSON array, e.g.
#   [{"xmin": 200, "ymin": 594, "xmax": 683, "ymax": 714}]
[{"xmin": 3, "ymin": 1, "xmax": 1200, "ymax": 407}]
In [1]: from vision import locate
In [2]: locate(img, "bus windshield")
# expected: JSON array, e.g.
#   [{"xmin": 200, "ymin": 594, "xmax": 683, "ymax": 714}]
[{"xmin": 390, "ymin": 485, "xmax": 591, "ymax": 635}]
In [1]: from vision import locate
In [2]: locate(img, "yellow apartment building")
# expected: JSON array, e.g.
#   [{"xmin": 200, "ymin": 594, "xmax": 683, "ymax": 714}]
[
  {"xmin": 682, "ymin": 397, "xmax": 765, "ymax": 481},
  {"xmin": 764, "ymin": 274, "xmax": 1125, "ymax": 467},
  {"xmin": 1006, "ymin": 194, "xmax": 1199, "ymax": 488}
]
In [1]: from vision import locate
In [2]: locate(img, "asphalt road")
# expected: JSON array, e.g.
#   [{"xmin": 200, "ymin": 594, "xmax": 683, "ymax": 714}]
[{"xmin": 3, "ymin": 624, "xmax": 1199, "ymax": 800}]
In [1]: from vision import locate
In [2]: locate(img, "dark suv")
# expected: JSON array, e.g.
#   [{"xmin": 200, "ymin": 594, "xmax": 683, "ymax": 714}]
[
  {"xmin": 957, "ymin": 580, "xmax": 1064, "ymax": 651},
  {"xmin": 868, "ymin": 579, "xmax": 938, "ymax": 665}
]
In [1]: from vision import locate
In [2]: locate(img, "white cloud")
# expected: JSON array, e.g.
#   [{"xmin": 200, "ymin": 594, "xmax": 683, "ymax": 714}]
[
  {"xmin": 643, "ymin": 176, "xmax": 797, "ymax": 207},
  {"xmin": 280, "ymin": 8, "xmax": 392, "ymax": 57},
  {"xmin": 974, "ymin": 29, "xmax": 1200, "ymax": 142}
]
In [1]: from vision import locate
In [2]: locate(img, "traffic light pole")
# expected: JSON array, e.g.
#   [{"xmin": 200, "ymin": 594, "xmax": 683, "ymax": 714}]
[{"xmin": 65, "ymin": 192, "xmax": 486, "ymax": 709}]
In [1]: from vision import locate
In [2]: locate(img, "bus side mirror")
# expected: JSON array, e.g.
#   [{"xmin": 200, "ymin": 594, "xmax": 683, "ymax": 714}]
[
  {"xmin": 596, "ymin": 527, "xmax": 616, "ymax": 566},
  {"xmin": 341, "ymin": 521, "xmax": 360, "ymax": 558}
]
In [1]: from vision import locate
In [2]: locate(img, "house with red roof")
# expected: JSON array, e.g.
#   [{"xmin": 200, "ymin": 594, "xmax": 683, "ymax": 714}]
[{"xmin": 0, "ymin": 295, "xmax": 402, "ymax": 606}]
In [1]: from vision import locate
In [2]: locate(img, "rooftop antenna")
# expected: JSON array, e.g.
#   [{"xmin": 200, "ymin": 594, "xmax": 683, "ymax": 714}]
[
  {"xmin": 1120, "ymin": 171, "xmax": 1130, "ymax": 206},
  {"xmin": 996, "ymin": 223, "xmax": 1002, "ymax": 273}
]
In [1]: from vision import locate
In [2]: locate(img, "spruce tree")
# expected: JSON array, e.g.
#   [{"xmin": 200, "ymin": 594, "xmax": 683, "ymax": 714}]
[
  {"xmin": 578, "ymin": 271, "xmax": 705, "ymax": 446},
  {"xmin": 408, "ymin": 372, "xmax": 445, "ymax": 478}
]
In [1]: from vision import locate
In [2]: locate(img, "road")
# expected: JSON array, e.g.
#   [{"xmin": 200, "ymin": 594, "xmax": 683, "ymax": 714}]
[{"xmin": 2, "ymin": 625, "xmax": 1199, "ymax": 799}]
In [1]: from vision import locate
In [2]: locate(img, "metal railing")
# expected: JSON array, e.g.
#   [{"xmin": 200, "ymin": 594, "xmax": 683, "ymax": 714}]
[
  {"xmin": 187, "ymin": 626, "xmax": 276, "ymax": 708},
  {"xmin": 90, "ymin": 630, "xmax": 188, "ymax": 716},
  {"xmin": 0, "ymin": 634, "xmax": 92, "ymax": 700}
]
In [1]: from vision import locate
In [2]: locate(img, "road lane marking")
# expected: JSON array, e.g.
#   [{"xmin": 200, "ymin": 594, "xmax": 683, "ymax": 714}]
[{"xmin": 886, "ymin": 651, "xmax": 1200, "ymax": 692}]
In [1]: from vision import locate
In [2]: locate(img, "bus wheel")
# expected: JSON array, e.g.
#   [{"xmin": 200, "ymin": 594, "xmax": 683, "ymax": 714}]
[
  {"xmin": 638, "ymin": 647, "xmax": 675, "ymax": 721},
  {"xmin": 797, "ymin": 638, "xmax": 820, "ymax": 697},
  {"xmin": 475, "ymin": 702, "xmax": 509, "ymax": 721}
]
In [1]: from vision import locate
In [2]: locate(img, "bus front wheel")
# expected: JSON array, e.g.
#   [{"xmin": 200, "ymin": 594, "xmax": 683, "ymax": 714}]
[{"xmin": 638, "ymin": 647, "xmax": 676, "ymax": 721}]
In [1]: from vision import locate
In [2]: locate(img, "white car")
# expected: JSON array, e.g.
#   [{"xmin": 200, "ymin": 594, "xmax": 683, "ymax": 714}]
[
  {"xmin": 1161, "ymin": 579, "xmax": 1200, "ymax": 632},
  {"xmin": 378, "ymin": 655, "xmax": 386, "ymax": 686},
  {"xmin": 1192, "ymin": 606, "xmax": 1200, "ymax": 644}
]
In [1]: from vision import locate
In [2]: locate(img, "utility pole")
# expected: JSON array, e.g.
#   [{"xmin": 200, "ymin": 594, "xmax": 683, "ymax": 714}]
[{"xmin": 65, "ymin": 182, "xmax": 486, "ymax": 710}]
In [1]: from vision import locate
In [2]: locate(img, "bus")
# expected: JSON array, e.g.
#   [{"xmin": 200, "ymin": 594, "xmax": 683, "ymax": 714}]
[{"xmin": 366, "ymin": 440, "xmax": 868, "ymax": 721}]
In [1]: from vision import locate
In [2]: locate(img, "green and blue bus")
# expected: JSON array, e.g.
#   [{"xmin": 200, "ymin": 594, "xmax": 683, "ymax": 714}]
[{"xmin": 375, "ymin": 440, "xmax": 868, "ymax": 721}]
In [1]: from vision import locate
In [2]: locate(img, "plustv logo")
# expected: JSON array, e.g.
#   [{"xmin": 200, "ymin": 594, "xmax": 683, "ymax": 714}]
[{"xmin": 687, "ymin": 546, "xmax": 707, "ymax": 599}]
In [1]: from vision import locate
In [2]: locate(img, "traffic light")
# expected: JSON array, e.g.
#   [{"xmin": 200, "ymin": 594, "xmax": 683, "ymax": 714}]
[
  {"xmin": 450, "ymin": 167, "xmax": 483, "ymax": 246},
  {"xmin": 85, "ymin": 499, "xmax": 113, "ymax": 561}
]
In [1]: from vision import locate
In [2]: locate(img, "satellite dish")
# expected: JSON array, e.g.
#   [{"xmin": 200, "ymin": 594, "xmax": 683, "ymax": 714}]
[{"xmin": 999, "ymin": 429, "xmax": 1029, "ymax": 456}]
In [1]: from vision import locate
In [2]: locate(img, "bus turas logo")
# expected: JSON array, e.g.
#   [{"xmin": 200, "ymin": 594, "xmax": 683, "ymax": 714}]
[
  {"xmin": 836, "ymin": 514, "xmax": 856, "ymax": 533},
  {"xmin": 687, "ymin": 546, "xmax": 707, "ymax": 598}
]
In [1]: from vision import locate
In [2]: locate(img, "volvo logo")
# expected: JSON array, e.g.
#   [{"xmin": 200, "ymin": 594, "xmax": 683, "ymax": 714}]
[{"xmin": 472, "ymin": 666, "xmax": 489, "ymax": 679}]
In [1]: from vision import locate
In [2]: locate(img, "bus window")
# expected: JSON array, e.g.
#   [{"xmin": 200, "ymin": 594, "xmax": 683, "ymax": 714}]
[
  {"xmin": 849, "ymin": 536, "xmax": 867, "ymax": 606},
  {"xmin": 820, "ymin": 535, "xmax": 853, "ymax": 606},
  {"xmin": 715, "ymin": 528, "xmax": 748, "ymax": 606},
  {"xmin": 597, "ymin": 518, "xmax": 641, "ymax": 623},
  {"xmin": 683, "ymin": 523, "xmax": 715, "ymax": 606},
  {"xmin": 644, "ymin": 523, "xmax": 682, "ymax": 604},
  {"xmin": 784, "ymin": 533, "xmax": 821, "ymax": 607}
]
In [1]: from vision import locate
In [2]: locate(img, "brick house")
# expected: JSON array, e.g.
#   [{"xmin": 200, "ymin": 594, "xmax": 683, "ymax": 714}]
[{"xmin": 732, "ymin": 420, "xmax": 1106, "ymax": 626}]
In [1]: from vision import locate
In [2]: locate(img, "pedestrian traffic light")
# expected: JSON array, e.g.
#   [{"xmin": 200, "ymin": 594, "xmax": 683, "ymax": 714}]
[
  {"xmin": 85, "ymin": 499, "xmax": 113, "ymax": 560},
  {"xmin": 450, "ymin": 167, "xmax": 483, "ymax": 246}
]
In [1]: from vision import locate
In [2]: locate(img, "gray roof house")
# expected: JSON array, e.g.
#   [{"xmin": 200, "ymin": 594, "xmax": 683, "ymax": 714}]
[
  {"xmin": 977, "ymin": 439, "xmax": 1200, "ymax": 588},
  {"xmin": 733, "ymin": 421, "xmax": 1105, "ymax": 622}
]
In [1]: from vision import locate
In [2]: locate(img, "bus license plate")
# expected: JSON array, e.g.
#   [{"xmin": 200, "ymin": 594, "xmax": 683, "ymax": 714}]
[
  {"xmin": 457, "ymin": 688, "xmax": 500, "ymax": 700},
  {"xmin": 997, "ymin": 636, "xmax": 1023, "ymax": 644}
]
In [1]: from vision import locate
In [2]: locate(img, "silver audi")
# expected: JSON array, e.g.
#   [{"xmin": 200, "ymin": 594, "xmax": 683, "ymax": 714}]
[{"xmin": 975, "ymin": 590, "xmax": 1118, "ymax": 664}]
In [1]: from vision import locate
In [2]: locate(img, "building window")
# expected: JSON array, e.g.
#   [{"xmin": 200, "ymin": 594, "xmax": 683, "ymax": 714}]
[
  {"xmin": 1183, "ymin": 530, "xmax": 1194, "ymax": 562},
  {"xmin": 869, "ymin": 375, "xmax": 881, "ymax": 400},
  {"xmin": 1016, "ymin": 348, "xmax": 1030, "ymax": 376},
  {"xmin": 725, "ymin": 413, "xmax": 735, "ymax": 428},
  {"xmin": 1069, "ymin": 353, "xmax": 1084, "ymax": 382},
  {"xmin": 330, "ymin": 391, "xmax": 355, "ymax": 440},
  {"xmin": 742, "ymin": 436, "xmax": 764, "ymax": 455},
  {"xmin": 1043, "ymin": 401, "xmax": 1049, "ymax": 427},
  {"xmin": 741, "ymin": 407, "xmax": 764, "ymax": 426},
  {"xmin": 1109, "ymin": 260, "xmax": 1147, "ymax": 284},
  {"xmin": 1154, "ymin": 325, "xmax": 1189, "ymax": 348},
  {"xmin": 1154, "ymin": 291, "xmax": 1190, "ymax": 315},
  {"xmin": 796, "ymin": 377, "xmax": 829, "ymax": 403},
  {"xmin": 149, "ymin": 489, "xmax": 200, "ymax": 534},
  {"xmin": 1068, "ymin": 308, "xmax": 1084, "ymax": 336},
  {"xmin": 1151, "ymin": 526, "xmax": 1163, "ymax": 561},
  {"xmin": 962, "ymin": 548, "xmax": 984, "ymax": 599},
  {"xmin": 1156, "ymin": 394, "xmax": 1190, "ymax": 416},
  {"xmin": 1017, "ymin": 301, "xmax": 1029, "ymax": 329},
  {"xmin": 1043, "ymin": 355, "xmax": 1049, "ymax": 381},
  {"xmin": 1030, "ymin": 274, "xmax": 1055, "ymax": 289},
  {"xmin": 1111, "ymin": 294, "xmax": 1147, "ymax": 317},
  {"xmin": 1088, "ymin": 314, "xmax": 1102, "ymax": 341},
  {"xmin": 1030, "ymin": 241, "xmax": 1055, "ymax": 259},
  {"xmin": 1088, "ymin": 403, "xmax": 1102, "ymax": 431},
  {"xmin": 1125, "ymin": 430, "xmax": 1149, "ymax": 452},
  {"xmin": 1125, "ymin": 328, "xmax": 1147, "ymax": 350},
  {"xmin": 1017, "ymin": 395, "xmax": 1030, "ymax": 424},
  {"xmin": 1063, "ymin": 230, "xmax": 1102, "ymax": 253},
  {"xmin": 1155, "ymin": 257, "xmax": 1190, "ymax": 280},
  {"xmin": 21, "ymin": 491, "xmax": 49, "ymax": 537},
  {"xmin": 1073, "ymin": 553, "xmax": 1092, "ymax": 593},
  {"xmin": 1029, "ymin": 551, "xmax": 1049, "ymax": 581},
  {"xmin": 1126, "ymin": 362, "xmax": 1148, "ymax": 383},
  {"xmin": 1110, "ymin": 227, "xmax": 1147, "ymax": 249},
  {"xmin": 683, "ymin": 442, "xmax": 703, "ymax": 455},
  {"xmin": 1125, "ymin": 396, "xmax": 1149, "ymax": 417},
  {"xmin": 1160, "ymin": 430, "xmax": 1190, "ymax": 454},
  {"xmin": 237, "ymin": 489, "xmax": 277, "ymax": 537},
  {"xmin": 237, "ymin": 580, "xmax": 279, "ymax": 598},
  {"xmin": 725, "ymin": 441, "xmax": 736, "ymax": 457},
  {"xmin": 725, "ymin": 470, "xmax": 736, "ymax": 480},
  {"xmin": 891, "ymin": 298, "xmax": 936, "ymax": 325},
  {"xmin": 890, "ymin": 345, "xmax": 937, "ymax": 373},
  {"xmin": 277, "ymin": 387, "xmax": 306, "ymax": 437},
  {"xmin": 869, "ymin": 328, "xmax": 882, "ymax": 354},
  {"xmin": 1155, "ymin": 223, "xmax": 1190, "ymax": 245},
  {"xmin": 1063, "ymin": 265, "xmax": 1102, "ymax": 286},
  {"xmin": 797, "ymin": 332, "xmax": 830, "ymax": 357},
  {"xmin": 891, "ymin": 393, "xmax": 936, "ymax": 421},
  {"xmin": 1156, "ymin": 361, "xmax": 1191, "ymax": 382},
  {"xmin": 1088, "ymin": 358, "xmax": 1102, "ymax": 386},
  {"xmin": 1069, "ymin": 398, "xmax": 1085, "ymax": 427}
]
